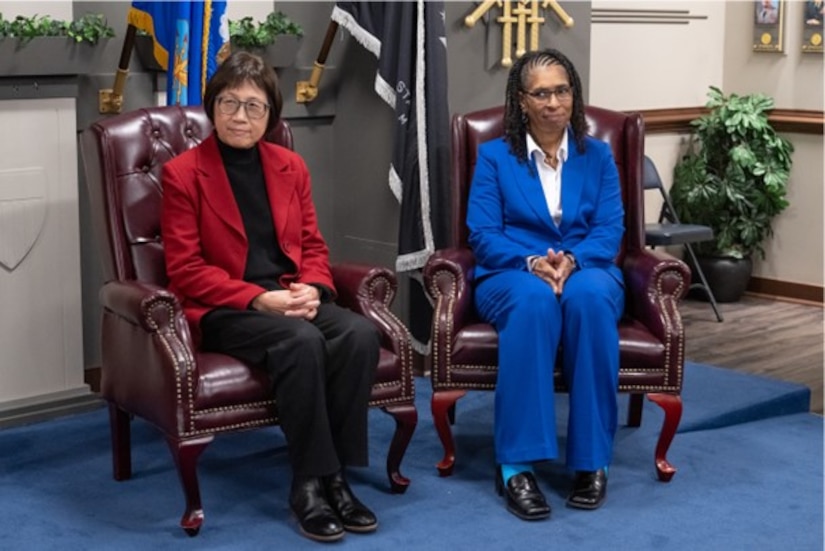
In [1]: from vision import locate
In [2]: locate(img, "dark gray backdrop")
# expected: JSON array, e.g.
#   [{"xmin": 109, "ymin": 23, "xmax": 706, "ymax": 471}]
[{"xmin": 71, "ymin": 1, "xmax": 591, "ymax": 368}]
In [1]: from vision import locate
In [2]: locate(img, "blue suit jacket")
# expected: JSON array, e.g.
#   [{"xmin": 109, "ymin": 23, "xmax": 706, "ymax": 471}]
[{"xmin": 467, "ymin": 131, "xmax": 625, "ymax": 285}]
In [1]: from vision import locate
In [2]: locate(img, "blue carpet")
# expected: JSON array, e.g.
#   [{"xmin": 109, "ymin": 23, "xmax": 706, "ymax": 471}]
[{"xmin": 0, "ymin": 361, "xmax": 821, "ymax": 550}]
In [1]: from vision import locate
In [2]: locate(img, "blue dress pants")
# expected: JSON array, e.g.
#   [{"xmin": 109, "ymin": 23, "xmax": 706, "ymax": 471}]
[{"xmin": 474, "ymin": 268, "xmax": 624, "ymax": 471}]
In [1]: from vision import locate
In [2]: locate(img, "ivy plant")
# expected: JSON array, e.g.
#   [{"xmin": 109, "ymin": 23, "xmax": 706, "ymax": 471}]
[
  {"xmin": 65, "ymin": 14, "xmax": 116, "ymax": 44},
  {"xmin": 670, "ymin": 86, "xmax": 794, "ymax": 260},
  {"xmin": 229, "ymin": 11, "xmax": 303, "ymax": 49},
  {"xmin": 0, "ymin": 13, "xmax": 114, "ymax": 45}
]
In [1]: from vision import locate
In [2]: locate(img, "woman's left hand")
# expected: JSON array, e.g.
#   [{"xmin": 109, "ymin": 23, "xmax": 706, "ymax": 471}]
[
  {"xmin": 532, "ymin": 249, "xmax": 576, "ymax": 295},
  {"xmin": 251, "ymin": 283, "xmax": 321, "ymax": 320}
]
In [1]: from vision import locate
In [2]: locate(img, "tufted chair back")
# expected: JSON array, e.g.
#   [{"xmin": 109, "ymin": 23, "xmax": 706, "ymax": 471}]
[
  {"xmin": 83, "ymin": 106, "xmax": 292, "ymax": 286},
  {"xmin": 80, "ymin": 105, "xmax": 416, "ymax": 535},
  {"xmin": 448, "ymin": 105, "xmax": 643, "ymax": 262},
  {"xmin": 423, "ymin": 104, "xmax": 691, "ymax": 482}
]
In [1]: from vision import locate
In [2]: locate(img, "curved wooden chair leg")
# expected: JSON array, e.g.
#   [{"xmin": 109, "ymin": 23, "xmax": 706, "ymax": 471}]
[
  {"xmin": 647, "ymin": 393, "xmax": 683, "ymax": 482},
  {"xmin": 431, "ymin": 389, "xmax": 467, "ymax": 477},
  {"xmin": 108, "ymin": 403, "xmax": 132, "ymax": 481},
  {"xmin": 167, "ymin": 435, "xmax": 214, "ymax": 536},
  {"xmin": 381, "ymin": 403, "xmax": 418, "ymax": 493}
]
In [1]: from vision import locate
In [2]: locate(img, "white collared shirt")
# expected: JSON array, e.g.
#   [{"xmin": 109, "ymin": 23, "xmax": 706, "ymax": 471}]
[{"xmin": 526, "ymin": 131, "xmax": 569, "ymax": 226}]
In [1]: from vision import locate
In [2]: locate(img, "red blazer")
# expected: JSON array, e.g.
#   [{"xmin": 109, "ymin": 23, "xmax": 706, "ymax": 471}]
[{"xmin": 161, "ymin": 133, "xmax": 335, "ymax": 329}]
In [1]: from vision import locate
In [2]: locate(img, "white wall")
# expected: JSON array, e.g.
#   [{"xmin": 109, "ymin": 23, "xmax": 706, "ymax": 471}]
[
  {"xmin": 722, "ymin": 0, "xmax": 823, "ymax": 286},
  {"xmin": 226, "ymin": 1, "xmax": 274, "ymax": 21},
  {"xmin": 591, "ymin": 1, "xmax": 727, "ymax": 110},
  {"xmin": 591, "ymin": 0, "xmax": 824, "ymax": 288},
  {"xmin": 0, "ymin": 98, "xmax": 88, "ymax": 408},
  {"xmin": 590, "ymin": 1, "xmax": 727, "ymax": 265},
  {"xmin": 0, "ymin": 1, "xmax": 72, "ymax": 19}
]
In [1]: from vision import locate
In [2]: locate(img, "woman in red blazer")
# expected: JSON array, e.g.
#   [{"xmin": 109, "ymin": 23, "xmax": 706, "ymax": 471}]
[{"xmin": 161, "ymin": 52, "xmax": 379, "ymax": 543}]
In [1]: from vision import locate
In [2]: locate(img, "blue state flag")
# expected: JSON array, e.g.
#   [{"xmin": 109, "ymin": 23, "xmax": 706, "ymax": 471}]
[{"xmin": 129, "ymin": 1, "xmax": 230, "ymax": 106}]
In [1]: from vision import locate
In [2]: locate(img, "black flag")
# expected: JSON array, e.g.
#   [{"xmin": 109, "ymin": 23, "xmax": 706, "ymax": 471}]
[
  {"xmin": 332, "ymin": 0, "xmax": 450, "ymax": 354},
  {"xmin": 332, "ymin": 1, "xmax": 450, "ymax": 351},
  {"xmin": 332, "ymin": 1, "xmax": 450, "ymax": 269}
]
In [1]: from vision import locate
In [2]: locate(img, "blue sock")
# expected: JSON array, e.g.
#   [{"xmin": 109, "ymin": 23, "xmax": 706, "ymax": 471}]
[{"xmin": 501, "ymin": 463, "xmax": 533, "ymax": 483}]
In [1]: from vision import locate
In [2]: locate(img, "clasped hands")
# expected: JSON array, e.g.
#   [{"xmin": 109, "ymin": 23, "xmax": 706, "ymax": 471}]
[
  {"xmin": 531, "ymin": 249, "xmax": 575, "ymax": 295},
  {"xmin": 251, "ymin": 282, "xmax": 321, "ymax": 320}
]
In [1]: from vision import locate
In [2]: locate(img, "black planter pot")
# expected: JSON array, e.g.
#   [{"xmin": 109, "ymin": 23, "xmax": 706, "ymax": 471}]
[{"xmin": 687, "ymin": 255, "xmax": 753, "ymax": 303}]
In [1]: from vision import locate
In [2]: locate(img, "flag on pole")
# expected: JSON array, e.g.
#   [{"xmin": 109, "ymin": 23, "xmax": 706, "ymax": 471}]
[
  {"xmin": 128, "ymin": 1, "xmax": 230, "ymax": 106},
  {"xmin": 331, "ymin": 1, "xmax": 451, "ymax": 352},
  {"xmin": 331, "ymin": 1, "xmax": 451, "ymax": 272}
]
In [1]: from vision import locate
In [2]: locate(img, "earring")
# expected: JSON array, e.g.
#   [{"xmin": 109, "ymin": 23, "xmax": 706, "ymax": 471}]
[{"xmin": 521, "ymin": 110, "xmax": 528, "ymax": 124}]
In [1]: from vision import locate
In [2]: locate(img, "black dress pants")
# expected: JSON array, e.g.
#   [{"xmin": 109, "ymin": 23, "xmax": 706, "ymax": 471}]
[{"xmin": 200, "ymin": 303, "xmax": 380, "ymax": 478}]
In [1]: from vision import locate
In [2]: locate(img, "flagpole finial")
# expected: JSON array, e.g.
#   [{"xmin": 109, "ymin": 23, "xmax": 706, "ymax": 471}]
[
  {"xmin": 296, "ymin": 62, "xmax": 325, "ymax": 103},
  {"xmin": 99, "ymin": 68, "xmax": 129, "ymax": 114},
  {"xmin": 99, "ymin": 23, "xmax": 137, "ymax": 114},
  {"xmin": 295, "ymin": 20, "xmax": 339, "ymax": 104}
]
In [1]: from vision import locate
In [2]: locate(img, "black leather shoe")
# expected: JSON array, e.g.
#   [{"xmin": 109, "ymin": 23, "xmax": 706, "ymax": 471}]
[
  {"xmin": 495, "ymin": 467, "xmax": 551, "ymax": 521},
  {"xmin": 566, "ymin": 469, "xmax": 608, "ymax": 510},
  {"xmin": 323, "ymin": 471, "xmax": 378, "ymax": 533},
  {"xmin": 289, "ymin": 477, "xmax": 345, "ymax": 542}
]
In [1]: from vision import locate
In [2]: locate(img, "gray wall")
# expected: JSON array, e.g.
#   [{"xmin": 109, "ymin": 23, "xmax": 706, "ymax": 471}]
[{"xmin": 72, "ymin": 1, "xmax": 591, "ymax": 368}]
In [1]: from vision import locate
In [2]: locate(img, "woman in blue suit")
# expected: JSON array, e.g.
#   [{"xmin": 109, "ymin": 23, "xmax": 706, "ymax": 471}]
[{"xmin": 468, "ymin": 49, "xmax": 625, "ymax": 519}]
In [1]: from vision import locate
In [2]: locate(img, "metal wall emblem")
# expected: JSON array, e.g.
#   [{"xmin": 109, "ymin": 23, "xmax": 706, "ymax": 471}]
[
  {"xmin": 464, "ymin": 0, "xmax": 574, "ymax": 67},
  {"xmin": 0, "ymin": 168, "xmax": 47, "ymax": 271}
]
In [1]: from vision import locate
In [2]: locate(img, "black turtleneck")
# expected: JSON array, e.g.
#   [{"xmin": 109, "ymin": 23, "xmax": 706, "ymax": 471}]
[{"xmin": 216, "ymin": 138, "xmax": 294, "ymax": 291}]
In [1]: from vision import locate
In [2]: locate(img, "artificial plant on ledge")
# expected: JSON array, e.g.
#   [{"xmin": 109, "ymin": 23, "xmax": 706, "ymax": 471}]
[
  {"xmin": 228, "ymin": 10, "xmax": 303, "ymax": 49},
  {"xmin": 0, "ymin": 13, "xmax": 115, "ymax": 44},
  {"xmin": 0, "ymin": 13, "xmax": 114, "ymax": 76},
  {"xmin": 135, "ymin": 11, "xmax": 303, "ymax": 72},
  {"xmin": 228, "ymin": 11, "xmax": 303, "ymax": 68}
]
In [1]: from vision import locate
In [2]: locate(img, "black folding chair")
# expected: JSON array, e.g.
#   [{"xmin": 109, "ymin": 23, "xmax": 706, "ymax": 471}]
[{"xmin": 643, "ymin": 156, "xmax": 723, "ymax": 322}]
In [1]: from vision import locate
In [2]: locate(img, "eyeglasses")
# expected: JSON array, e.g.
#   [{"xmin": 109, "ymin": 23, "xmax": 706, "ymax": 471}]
[
  {"xmin": 522, "ymin": 85, "xmax": 573, "ymax": 103},
  {"xmin": 216, "ymin": 97, "xmax": 270, "ymax": 120}
]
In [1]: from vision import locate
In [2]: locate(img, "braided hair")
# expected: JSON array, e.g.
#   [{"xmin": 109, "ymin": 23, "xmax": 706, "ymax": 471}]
[{"xmin": 503, "ymin": 48, "xmax": 588, "ymax": 164}]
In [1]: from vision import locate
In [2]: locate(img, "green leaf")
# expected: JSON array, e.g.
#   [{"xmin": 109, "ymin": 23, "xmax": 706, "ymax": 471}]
[
  {"xmin": 0, "ymin": 12, "xmax": 113, "ymax": 43},
  {"xmin": 229, "ymin": 11, "xmax": 302, "ymax": 48},
  {"xmin": 671, "ymin": 85, "xmax": 794, "ymax": 259}
]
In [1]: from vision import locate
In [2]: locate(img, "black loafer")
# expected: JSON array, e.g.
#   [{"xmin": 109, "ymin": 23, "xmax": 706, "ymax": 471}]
[
  {"xmin": 495, "ymin": 467, "xmax": 551, "ymax": 521},
  {"xmin": 289, "ymin": 477, "xmax": 345, "ymax": 542},
  {"xmin": 323, "ymin": 471, "xmax": 378, "ymax": 533},
  {"xmin": 566, "ymin": 469, "xmax": 607, "ymax": 510}
]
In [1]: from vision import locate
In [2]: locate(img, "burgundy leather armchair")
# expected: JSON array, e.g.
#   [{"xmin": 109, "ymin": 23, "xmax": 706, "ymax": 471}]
[
  {"xmin": 423, "ymin": 105, "xmax": 689, "ymax": 482},
  {"xmin": 80, "ymin": 106, "xmax": 417, "ymax": 535}
]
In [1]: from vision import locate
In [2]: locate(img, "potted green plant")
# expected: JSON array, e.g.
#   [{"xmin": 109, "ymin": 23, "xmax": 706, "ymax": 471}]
[
  {"xmin": 229, "ymin": 11, "xmax": 303, "ymax": 67},
  {"xmin": 0, "ymin": 13, "xmax": 114, "ymax": 75},
  {"xmin": 670, "ymin": 86, "xmax": 794, "ymax": 302},
  {"xmin": 135, "ymin": 11, "xmax": 302, "ymax": 73}
]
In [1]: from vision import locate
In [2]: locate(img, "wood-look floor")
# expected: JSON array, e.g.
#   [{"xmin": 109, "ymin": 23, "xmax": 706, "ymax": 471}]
[{"xmin": 679, "ymin": 294, "xmax": 824, "ymax": 414}]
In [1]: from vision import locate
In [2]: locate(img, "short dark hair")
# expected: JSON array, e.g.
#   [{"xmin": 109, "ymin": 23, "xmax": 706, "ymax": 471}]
[
  {"xmin": 203, "ymin": 50, "xmax": 283, "ymax": 134},
  {"xmin": 503, "ymin": 48, "xmax": 588, "ymax": 163}
]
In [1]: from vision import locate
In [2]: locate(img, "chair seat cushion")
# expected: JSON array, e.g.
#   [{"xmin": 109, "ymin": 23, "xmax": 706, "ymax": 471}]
[
  {"xmin": 194, "ymin": 348, "xmax": 406, "ymax": 411},
  {"xmin": 618, "ymin": 318, "xmax": 667, "ymax": 366},
  {"xmin": 443, "ymin": 319, "xmax": 667, "ymax": 389},
  {"xmin": 194, "ymin": 352, "xmax": 273, "ymax": 411}
]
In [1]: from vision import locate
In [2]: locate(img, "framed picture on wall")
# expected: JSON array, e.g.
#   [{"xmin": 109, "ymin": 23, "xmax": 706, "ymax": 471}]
[
  {"xmin": 752, "ymin": 0, "xmax": 785, "ymax": 52},
  {"xmin": 802, "ymin": 0, "xmax": 824, "ymax": 53}
]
